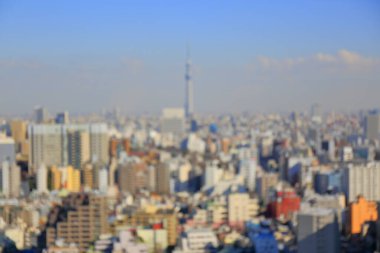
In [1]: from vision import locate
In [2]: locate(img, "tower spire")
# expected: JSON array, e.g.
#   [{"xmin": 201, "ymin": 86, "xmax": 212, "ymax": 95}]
[{"xmin": 185, "ymin": 46, "xmax": 194, "ymax": 118}]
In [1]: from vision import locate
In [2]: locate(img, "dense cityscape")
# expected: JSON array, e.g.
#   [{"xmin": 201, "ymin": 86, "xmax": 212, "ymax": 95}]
[{"xmin": 1, "ymin": 96, "xmax": 380, "ymax": 253}]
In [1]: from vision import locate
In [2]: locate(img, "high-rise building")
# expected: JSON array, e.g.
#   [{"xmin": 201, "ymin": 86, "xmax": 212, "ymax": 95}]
[
  {"xmin": 342, "ymin": 162, "xmax": 380, "ymax": 203},
  {"xmin": 29, "ymin": 125, "xmax": 63, "ymax": 171},
  {"xmin": 37, "ymin": 164, "xmax": 48, "ymax": 194},
  {"xmin": 297, "ymin": 208, "xmax": 339, "ymax": 253},
  {"xmin": 49, "ymin": 166, "xmax": 61, "ymax": 191},
  {"xmin": 227, "ymin": 193, "xmax": 259, "ymax": 228},
  {"xmin": 55, "ymin": 111, "xmax": 70, "ymax": 124},
  {"xmin": 184, "ymin": 51, "xmax": 194, "ymax": 118},
  {"xmin": 28, "ymin": 124, "xmax": 109, "ymax": 170},
  {"xmin": 349, "ymin": 195, "xmax": 378, "ymax": 234},
  {"xmin": 98, "ymin": 166, "xmax": 108, "ymax": 193},
  {"xmin": 9, "ymin": 120, "xmax": 27, "ymax": 152},
  {"xmin": 160, "ymin": 108, "xmax": 185, "ymax": 136},
  {"xmin": 365, "ymin": 112, "xmax": 380, "ymax": 141},
  {"xmin": 0, "ymin": 160, "xmax": 21, "ymax": 197},
  {"xmin": 267, "ymin": 189, "xmax": 301, "ymax": 221},
  {"xmin": 34, "ymin": 106, "xmax": 49, "ymax": 123},
  {"xmin": 0, "ymin": 136, "xmax": 16, "ymax": 164},
  {"xmin": 239, "ymin": 159, "xmax": 257, "ymax": 192},
  {"xmin": 81, "ymin": 163, "xmax": 94, "ymax": 190},
  {"xmin": 67, "ymin": 130, "xmax": 90, "ymax": 169},
  {"xmin": 118, "ymin": 162, "xmax": 148, "ymax": 194},
  {"xmin": 44, "ymin": 194, "xmax": 109, "ymax": 252},
  {"xmin": 66, "ymin": 166, "xmax": 81, "ymax": 193},
  {"xmin": 155, "ymin": 162, "xmax": 171, "ymax": 195}
]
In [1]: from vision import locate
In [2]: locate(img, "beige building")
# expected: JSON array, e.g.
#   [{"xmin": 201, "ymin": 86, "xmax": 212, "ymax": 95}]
[
  {"xmin": 118, "ymin": 162, "xmax": 148, "ymax": 194},
  {"xmin": 227, "ymin": 193, "xmax": 259, "ymax": 227},
  {"xmin": 46, "ymin": 194, "xmax": 109, "ymax": 252},
  {"xmin": 113, "ymin": 210, "xmax": 178, "ymax": 246}
]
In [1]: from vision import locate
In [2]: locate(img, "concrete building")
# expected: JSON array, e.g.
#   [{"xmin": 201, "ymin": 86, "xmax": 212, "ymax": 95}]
[
  {"xmin": 44, "ymin": 194, "xmax": 109, "ymax": 252},
  {"xmin": 9, "ymin": 120, "xmax": 27, "ymax": 154},
  {"xmin": 365, "ymin": 112, "xmax": 380, "ymax": 141},
  {"xmin": 155, "ymin": 162, "xmax": 171, "ymax": 195},
  {"xmin": 297, "ymin": 208, "xmax": 339, "ymax": 253},
  {"xmin": 114, "ymin": 209, "xmax": 178, "ymax": 247},
  {"xmin": 34, "ymin": 106, "xmax": 49, "ymax": 123},
  {"xmin": 0, "ymin": 136, "xmax": 16, "ymax": 164},
  {"xmin": 0, "ymin": 160, "xmax": 20, "ymax": 197},
  {"xmin": 160, "ymin": 108, "xmax": 185, "ymax": 135},
  {"xmin": 67, "ymin": 130, "xmax": 90, "ymax": 169},
  {"xmin": 55, "ymin": 111, "xmax": 70, "ymax": 124},
  {"xmin": 66, "ymin": 166, "xmax": 81, "ymax": 193},
  {"xmin": 349, "ymin": 196, "xmax": 378, "ymax": 234},
  {"xmin": 175, "ymin": 228, "xmax": 218, "ymax": 253},
  {"xmin": 118, "ymin": 162, "xmax": 148, "ymax": 194},
  {"xmin": 29, "ymin": 124, "xmax": 109, "ymax": 170},
  {"xmin": 228, "ymin": 193, "xmax": 259, "ymax": 228},
  {"xmin": 256, "ymin": 172, "xmax": 278, "ymax": 203},
  {"xmin": 239, "ymin": 159, "xmax": 257, "ymax": 192},
  {"xmin": 37, "ymin": 164, "xmax": 48, "ymax": 194},
  {"xmin": 342, "ymin": 163, "xmax": 380, "ymax": 203}
]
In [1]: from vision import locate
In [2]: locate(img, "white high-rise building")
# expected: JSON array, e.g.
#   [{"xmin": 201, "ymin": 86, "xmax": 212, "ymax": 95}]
[
  {"xmin": 37, "ymin": 164, "xmax": 48, "ymax": 194},
  {"xmin": 239, "ymin": 159, "xmax": 257, "ymax": 192},
  {"xmin": 160, "ymin": 108, "xmax": 185, "ymax": 135},
  {"xmin": 29, "ymin": 123, "xmax": 109, "ymax": 170},
  {"xmin": 0, "ymin": 160, "xmax": 20, "ymax": 197},
  {"xmin": 204, "ymin": 161, "xmax": 223, "ymax": 189},
  {"xmin": 297, "ymin": 208, "xmax": 339, "ymax": 253},
  {"xmin": 342, "ymin": 162, "xmax": 380, "ymax": 203},
  {"xmin": 365, "ymin": 112, "xmax": 380, "ymax": 141},
  {"xmin": 98, "ymin": 167, "xmax": 108, "ymax": 193}
]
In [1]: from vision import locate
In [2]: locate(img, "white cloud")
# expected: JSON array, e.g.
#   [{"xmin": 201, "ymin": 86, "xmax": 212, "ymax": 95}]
[{"xmin": 255, "ymin": 49, "xmax": 380, "ymax": 71}]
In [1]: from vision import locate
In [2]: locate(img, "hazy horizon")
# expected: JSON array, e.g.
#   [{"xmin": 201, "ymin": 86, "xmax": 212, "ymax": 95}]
[{"xmin": 1, "ymin": 0, "xmax": 379, "ymax": 115}]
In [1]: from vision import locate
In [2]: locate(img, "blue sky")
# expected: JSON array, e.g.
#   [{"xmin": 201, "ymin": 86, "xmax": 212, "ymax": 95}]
[{"xmin": 0, "ymin": 0, "xmax": 379, "ymax": 114}]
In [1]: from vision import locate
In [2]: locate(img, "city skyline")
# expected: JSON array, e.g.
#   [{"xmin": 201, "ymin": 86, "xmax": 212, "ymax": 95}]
[{"xmin": 0, "ymin": 1, "xmax": 379, "ymax": 114}]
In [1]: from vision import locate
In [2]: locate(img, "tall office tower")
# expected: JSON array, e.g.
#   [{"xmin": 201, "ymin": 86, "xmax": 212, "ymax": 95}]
[
  {"xmin": 342, "ymin": 162, "xmax": 380, "ymax": 203},
  {"xmin": 29, "ymin": 123, "xmax": 109, "ymax": 170},
  {"xmin": 67, "ymin": 130, "xmax": 90, "ymax": 169},
  {"xmin": 34, "ymin": 106, "xmax": 49, "ymax": 123},
  {"xmin": 297, "ymin": 208, "xmax": 339, "ymax": 253},
  {"xmin": 155, "ymin": 162, "xmax": 171, "ymax": 195},
  {"xmin": 55, "ymin": 111, "xmax": 70, "ymax": 124},
  {"xmin": 365, "ymin": 111, "xmax": 380, "ymax": 141},
  {"xmin": 29, "ymin": 125, "xmax": 63, "ymax": 171},
  {"xmin": 0, "ymin": 161, "xmax": 21, "ymax": 197},
  {"xmin": 184, "ymin": 51, "xmax": 194, "ymax": 118},
  {"xmin": 118, "ymin": 162, "xmax": 148, "ymax": 194},
  {"xmin": 37, "ymin": 164, "xmax": 48, "ymax": 194},
  {"xmin": 88, "ymin": 124, "xmax": 109, "ymax": 165},
  {"xmin": 0, "ymin": 136, "xmax": 16, "ymax": 164},
  {"xmin": 44, "ymin": 194, "xmax": 109, "ymax": 252},
  {"xmin": 10, "ymin": 120, "xmax": 27, "ymax": 152},
  {"xmin": 310, "ymin": 103, "xmax": 322, "ymax": 123},
  {"xmin": 98, "ymin": 166, "xmax": 108, "ymax": 193},
  {"xmin": 160, "ymin": 108, "xmax": 185, "ymax": 135}
]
